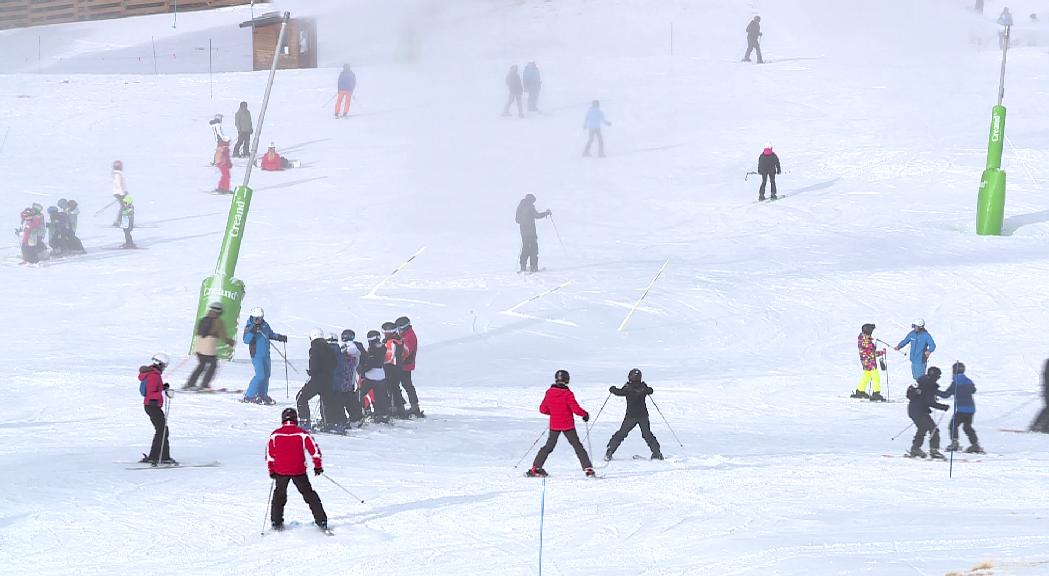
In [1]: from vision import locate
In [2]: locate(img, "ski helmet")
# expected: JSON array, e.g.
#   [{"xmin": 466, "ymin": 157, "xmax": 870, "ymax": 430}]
[
  {"xmin": 861, "ymin": 323, "xmax": 876, "ymax": 335},
  {"xmin": 151, "ymin": 352, "xmax": 170, "ymax": 369},
  {"xmin": 57, "ymin": 199, "xmax": 68, "ymax": 209},
  {"xmin": 341, "ymin": 329, "xmax": 356, "ymax": 342},
  {"xmin": 309, "ymin": 328, "xmax": 325, "ymax": 341},
  {"xmin": 525, "ymin": 193, "xmax": 536, "ymax": 203},
  {"xmin": 281, "ymin": 407, "xmax": 298, "ymax": 423},
  {"xmin": 121, "ymin": 195, "xmax": 133, "ymax": 205},
  {"xmin": 47, "ymin": 206, "xmax": 58, "ymax": 214},
  {"xmin": 554, "ymin": 369, "xmax": 570, "ymax": 384},
  {"xmin": 912, "ymin": 318, "xmax": 925, "ymax": 329},
  {"xmin": 395, "ymin": 316, "xmax": 411, "ymax": 330},
  {"xmin": 952, "ymin": 361, "xmax": 966, "ymax": 375},
  {"xmin": 67, "ymin": 200, "xmax": 78, "ymax": 209},
  {"xmin": 382, "ymin": 322, "xmax": 397, "ymax": 334},
  {"xmin": 207, "ymin": 302, "xmax": 223, "ymax": 313},
  {"xmin": 927, "ymin": 366, "xmax": 942, "ymax": 380},
  {"xmin": 628, "ymin": 368, "xmax": 643, "ymax": 383},
  {"xmin": 250, "ymin": 307, "xmax": 264, "ymax": 319},
  {"xmin": 112, "ymin": 160, "xmax": 123, "ymax": 170},
  {"xmin": 214, "ymin": 113, "xmax": 223, "ymax": 121},
  {"xmin": 366, "ymin": 330, "xmax": 381, "ymax": 342}
]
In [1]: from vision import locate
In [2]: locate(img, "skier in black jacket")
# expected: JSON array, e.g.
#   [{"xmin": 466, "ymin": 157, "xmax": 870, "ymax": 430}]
[
  {"xmin": 296, "ymin": 329, "xmax": 337, "ymax": 430},
  {"xmin": 604, "ymin": 369, "xmax": 663, "ymax": 461},
  {"xmin": 515, "ymin": 194, "xmax": 551, "ymax": 273},
  {"xmin": 906, "ymin": 366, "xmax": 949, "ymax": 459},
  {"xmin": 757, "ymin": 144, "xmax": 781, "ymax": 201},
  {"xmin": 1030, "ymin": 358, "xmax": 1049, "ymax": 433},
  {"xmin": 358, "ymin": 330, "xmax": 391, "ymax": 422},
  {"xmin": 743, "ymin": 16, "xmax": 763, "ymax": 63}
]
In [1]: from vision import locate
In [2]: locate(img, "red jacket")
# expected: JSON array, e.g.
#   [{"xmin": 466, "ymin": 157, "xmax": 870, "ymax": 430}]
[
  {"xmin": 266, "ymin": 423, "xmax": 322, "ymax": 476},
  {"xmin": 260, "ymin": 150, "xmax": 284, "ymax": 171},
  {"xmin": 140, "ymin": 366, "xmax": 165, "ymax": 407},
  {"xmin": 401, "ymin": 327, "xmax": 418, "ymax": 371},
  {"xmin": 539, "ymin": 384, "xmax": 588, "ymax": 431}
]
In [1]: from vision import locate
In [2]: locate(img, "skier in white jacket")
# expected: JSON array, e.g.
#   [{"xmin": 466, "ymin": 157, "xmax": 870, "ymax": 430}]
[{"xmin": 111, "ymin": 160, "xmax": 128, "ymax": 227}]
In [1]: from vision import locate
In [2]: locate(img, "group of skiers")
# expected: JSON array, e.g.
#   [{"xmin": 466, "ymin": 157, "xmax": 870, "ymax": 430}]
[
  {"xmin": 851, "ymin": 320, "xmax": 985, "ymax": 459},
  {"xmin": 15, "ymin": 198, "xmax": 84, "ymax": 264},
  {"xmin": 526, "ymin": 368, "xmax": 664, "ymax": 478},
  {"xmin": 502, "ymin": 62, "xmax": 542, "ymax": 118}
]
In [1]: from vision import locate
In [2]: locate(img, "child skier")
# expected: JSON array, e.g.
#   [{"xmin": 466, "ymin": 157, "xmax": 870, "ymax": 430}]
[
  {"xmin": 139, "ymin": 353, "xmax": 176, "ymax": 466},
  {"xmin": 939, "ymin": 362, "xmax": 983, "ymax": 453},
  {"xmin": 267, "ymin": 407, "xmax": 328, "ymax": 532},
  {"xmin": 358, "ymin": 330, "xmax": 390, "ymax": 422},
  {"xmin": 119, "ymin": 195, "xmax": 135, "ymax": 248},
  {"xmin": 382, "ymin": 322, "xmax": 409, "ymax": 419},
  {"xmin": 214, "ymin": 139, "xmax": 233, "ymax": 194},
  {"xmin": 896, "ymin": 319, "xmax": 936, "ymax": 381},
  {"xmin": 528, "ymin": 369, "xmax": 595, "ymax": 478},
  {"xmin": 604, "ymin": 368, "xmax": 663, "ymax": 461},
  {"xmin": 852, "ymin": 323, "xmax": 887, "ymax": 401},
  {"xmin": 338, "ymin": 330, "xmax": 365, "ymax": 424},
  {"xmin": 242, "ymin": 307, "xmax": 287, "ymax": 404},
  {"xmin": 905, "ymin": 366, "xmax": 949, "ymax": 459}
]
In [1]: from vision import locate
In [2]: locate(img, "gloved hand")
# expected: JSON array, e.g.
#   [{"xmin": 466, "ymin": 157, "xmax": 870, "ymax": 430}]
[
  {"xmin": 545, "ymin": 210, "xmax": 552, "ymax": 216},
  {"xmin": 269, "ymin": 472, "xmax": 277, "ymax": 479},
  {"xmin": 608, "ymin": 385, "xmax": 616, "ymax": 393},
  {"xmin": 163, "ymin": 383, "xmax": 170, "ymax": 390},
  {"xmin": 582, "ymin": 413, "xmax": 590, "ymax": 423},
  {"xmin": 314, "ymin": 467, "xmax": 324, "ymax": 476},
  {"xmin": 277, "ymin": 335, "xmax": 288, "ymax": 343}
]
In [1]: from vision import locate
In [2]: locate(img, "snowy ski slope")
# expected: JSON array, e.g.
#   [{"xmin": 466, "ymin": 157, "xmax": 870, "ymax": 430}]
[{"xmin": 3, "ymin": 0, "xmax": 1049, "ymax": 574}]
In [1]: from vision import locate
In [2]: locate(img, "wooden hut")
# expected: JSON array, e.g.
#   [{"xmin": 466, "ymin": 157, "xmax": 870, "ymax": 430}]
[{"xmin": 239, "ymin": 11, "xmax": 316, "ymax": 71}]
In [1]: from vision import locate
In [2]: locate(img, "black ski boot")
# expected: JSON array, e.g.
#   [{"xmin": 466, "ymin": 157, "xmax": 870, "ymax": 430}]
[
  {"xmin": 160, "ymin": 458, "xmax": 179, "ymax": 466},
  {"xmin": 138, "ymin": 454, "xmax": 152, "ymax": 464},
  {"xmin": 850, "ymin": 390, "xmax": 870, "ymax": 399},
  {"xmin": 929, "ymin": 449, "xmax": 946, "ymax": 460},
  {"xmin": 525, "ymin": 466, "xmax": 548, "ymax": 478},
  {"xmin": 271, "ymin": 521, "xmax": 284, "ymax": 531},
  {"xmin": 651, "ymin": 452, "xmax": 664, "ymax": 460},
  {"xmin": 869, "ymin": 392, "xmax": 886, "ymax": 402},
  {"xmin": 965, "ymin": 444, "xmax": 985, "ymax": 454},
  {"xmin": 906, "ymin": 447, "xmax": 927, "ymax": 459},
  {"xmin": 945, "ymin": 440, "xmax": 961, "ymax": 452}
]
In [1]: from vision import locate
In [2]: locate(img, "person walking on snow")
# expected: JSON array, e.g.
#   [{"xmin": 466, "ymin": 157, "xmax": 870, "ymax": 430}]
[
  {"xmin": 939, "ymin": 362, "xmax": 983, "ymax": 453},
  {"xmin": 852, "ymin": 323, "xmax": 887, "ymax": 401},
  {"xmin": 296, "ymin": 329, "xmax": 337, "ymax": 429},
  {"xmin": 119, "ymin": 195, "xmax": 135, "ymax": 249},
  {"xmin": 502, "ymin": 64, "xmax": 524, "ymax": 118},
  {"xmin": 185, "ymin": 302, "xmax": 235, "ymax": 391},
  {"xmin": 895, "ymin": 319, "xmax": 936, "ymax": 381},
  {"xmin": 604, "ymin": 369, "xmax": 663, "ymax": 461},
  {"xmin": 743, "ymin": 15, "xmax": 763, "ymax": 63},
  {"xmin": 214, "ymin": 139, "xmax": 233, "ymax": 194},
  {"xmin": 527, "ymin": 369, "xmax": 595, "ymax": 478},
  {"xmin": 242, "ymin": 307, "xmax": 287, "ymax": 404},
  {"xmin": 139, "ymin": 353, "xmax": 176, "ymax": 465},
  {"xmin": 267, "ymin": 407, "xmax": 328, "ymax": 531},
  {"xmin": 396, "ymin": 316, "xmax": 424, "ymax": 417},
  {"xmin": 515, "ymin": 194, "xmax": 551, "ymax": 273},
  {"xmin": 582, "ymin": 100, "xmax": 612, "ymax": 157},
  {"xmin": 1031, "ymin": 359, "xmax": 1049, "ymax": 433},
  {"xmin": 233, "ymin": 102, "xmax": 253, "ymax": 158},
  {"xmin": 335, "ymin": 64, "xmax": 356, "ymax": 118},
  {"xmin": 757, "ymin": 144, "xmax": 781, "ymax": 201},
  {"xmin": 523, "ymin": 61, "xmax": 542, "ymax": 112},
  {"xmin": 111, "ymin": 160, "xmax": 128, "ymax": 227},
  {"xmin": 905, "ymin": 366, "xmax": 949, "ymax": 459}
]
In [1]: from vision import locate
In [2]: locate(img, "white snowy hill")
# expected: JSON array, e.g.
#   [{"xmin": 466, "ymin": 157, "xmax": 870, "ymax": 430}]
[{"xmin": 3, "ymin": 0, "xmax": 1049, "ymax": 574}]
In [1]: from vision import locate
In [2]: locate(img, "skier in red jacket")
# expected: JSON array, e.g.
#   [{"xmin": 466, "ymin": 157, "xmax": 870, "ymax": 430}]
[
  {"xmin": 139, "ymin": 353, "xmax": 176, "ymax": 466},
  {"xmin": 395, "ymin": 316, "xmax": 424, "ymax": 418},
  {"xmin": 267, "ymin": 407, "xmax": 328, "ymax": 531},
  {"xmin": 528, "ymin": 369, "xmax": 595, "ymax": 478}
]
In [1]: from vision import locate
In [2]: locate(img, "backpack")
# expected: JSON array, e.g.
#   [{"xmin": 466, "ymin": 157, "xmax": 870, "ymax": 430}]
[
  {"xmin": 197, "ymin": 316, "xmax": 214, "ymax": 338},
  {"xmin": 906, "ymin": 385, "xmax": 921, "ymax": 401},
  {"xmin": 140, "ymin": 379, "xmax": 147, "ymax": 397}
]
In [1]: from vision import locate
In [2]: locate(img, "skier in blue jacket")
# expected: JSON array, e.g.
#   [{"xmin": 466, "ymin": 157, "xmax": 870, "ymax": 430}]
[
  {"xmin": 582, "ymin": 100, "xmax": 611, "ymax": 158},
  {"xmin": 242, "ymin": 307, "xmax": 287, "ymax": 404},
  {"xmin": 895, "ymin": 319, "xmax": 936, "ymax": 381},
  {"xmin": 939, "ymin": 362, "xmax": 983, "ymax": 453}
]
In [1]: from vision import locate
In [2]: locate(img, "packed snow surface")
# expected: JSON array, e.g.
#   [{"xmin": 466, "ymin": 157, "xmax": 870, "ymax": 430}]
[{"xmin": 2, "ymin": 0, "xmax": 1049, "ymax": 575}]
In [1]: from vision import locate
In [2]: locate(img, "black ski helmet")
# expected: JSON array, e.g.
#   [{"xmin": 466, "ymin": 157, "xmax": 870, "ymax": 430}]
[
  {"xmin": 395, "ymin": 316, "xmax": 411, "ymax": 329},
  {"xmin": 281, "ymin": 407, "xmax": 298, "ymax": 423},
  {"xmin": 554, "ymin": 369, "xmax": 570, "ymax": 384},
  {"xmin": 927, "ymin": 366, "xmax": 942, "ymax": 380},
  {"xmin": 861, "ymin": 323, "xmax": 875, "ymax": 336},
  {"xmin": 341, "ymin": 329, "xmax": 355, "ymax": 342},
  {"xmin": 628, "ymin": 368, "xmax": 643, "ymax": 383},
  {"xmin": 366, "ymin": 330, "xmax": 381, "ymax": 342},
  {"xmin": 952, "ymin": 361, "xmax": 966, "ymax": 375}
]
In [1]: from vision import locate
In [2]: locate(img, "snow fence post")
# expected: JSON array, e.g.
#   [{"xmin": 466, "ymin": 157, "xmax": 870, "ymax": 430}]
[
  {"xmin": 191, "ymin": 12, "xmax": 292, "ymax": 360},
  {"xmin": 977, "ymin": 26, "xmax": 1009, "ymax": 236}
]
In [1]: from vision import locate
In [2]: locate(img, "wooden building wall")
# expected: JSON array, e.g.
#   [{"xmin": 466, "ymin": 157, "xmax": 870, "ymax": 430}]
[{"xmin": 0, "ymin": 0, "xmax": 252, "ymax": 30}]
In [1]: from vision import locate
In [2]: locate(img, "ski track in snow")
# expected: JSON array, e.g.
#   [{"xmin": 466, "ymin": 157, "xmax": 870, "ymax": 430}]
[{"xmin": 5, "ymin": 0, "xmax": 1049, "ymax": 574}]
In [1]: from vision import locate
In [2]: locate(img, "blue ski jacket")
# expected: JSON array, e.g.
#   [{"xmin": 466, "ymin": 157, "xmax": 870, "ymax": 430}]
[
  {"xmin": 243, "ymin": 320, "xmax": 283, "ymax": 360},
  {"xmin": 939, "ymin": 374, "xmax": 976, "ymax": 414},
  {"xmin": 897, "ymin": 329, "xmax": 936, "ymax": 366}
]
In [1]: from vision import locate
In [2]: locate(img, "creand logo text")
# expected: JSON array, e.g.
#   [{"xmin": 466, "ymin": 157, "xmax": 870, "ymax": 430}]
[
  {"xmin": 206, "ymin": 287, "xmax": 241, "ymax": 301},
  {"xmin": 990, "ymin": 114, "xmax": 1002, "ymax": 144},
  {"xmin": 229, "ymin": 199, "xmax": 247, "ymax": 238}
]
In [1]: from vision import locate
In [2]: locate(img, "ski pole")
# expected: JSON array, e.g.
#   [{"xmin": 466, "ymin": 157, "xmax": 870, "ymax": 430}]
[
  {"xmin": 283, "ymin": 341, "xmax": 290, "ymax": 399},
  {"xmin": 269, "ymin": 340, "xmax": 299, "ymax": 373},
  {"xmin": 548, "ymin": 215, "xmax": 567, "ymax": 256},
  {"xmin": 261, "ymin": 479, "xmax": 274, "ymax": 535},
  {"xmin": 159, "ymin": 390, "xmax": 173, "ymax": 461},
  {"xmin": 875, "ymin": 339, "xmax": 907, "ymax": 356},
  {"xmin": 321, "ymin": 92, "xmax": 336, "ymax": 109},
  {"xmin": 879, "ymin": 351, "xmax": 889, "ymax": 401},
  {"xmin": 538, "ymin": 477, "xmax": 546, "ymax": 576},
  {"xmin": 94, "ymin": 199, "xmax": 118, "ymax": 217},
  {"xmin": 949, "ymin": 395, "xmax": 958, "ymax": 478},
  {"xmin": 744, "ymin": 171, "xmax": 758, "ymax": 181},
  {"xmin": 891, "ymin": 421, "xmax": 913, "ymax": 440},
  {"xmin": 650, "ymin": 398, "xmax": 684, "ymax": 448},
  {"xmin": 321, "ymin": 473, "xmax": 365, "ymax": 503},
  {"xmin": 583, "ymin": 393, "xmax": 612, "ymax": 447},
  {"xmin": 515, "ymin": 428, "xmax": 547, "ymax": 468}
]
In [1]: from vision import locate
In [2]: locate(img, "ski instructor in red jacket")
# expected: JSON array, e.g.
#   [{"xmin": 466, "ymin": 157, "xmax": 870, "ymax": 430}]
[
  {"xmin": 267, "ymin": 408, "xmax": 328, "ymax": 531},
  {"xmin": 527, "ymin": 370, "xmax": 595, "ymax": 478}
]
